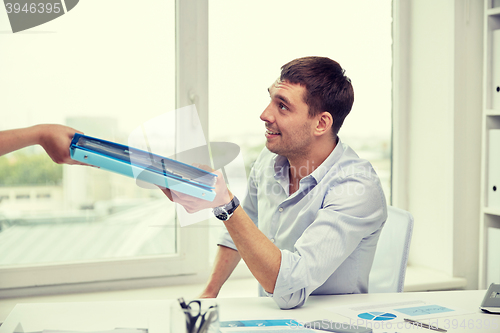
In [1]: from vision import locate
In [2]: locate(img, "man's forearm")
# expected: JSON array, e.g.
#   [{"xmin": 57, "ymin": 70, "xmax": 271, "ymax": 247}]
[
  {"xmin": 165, "ymin": 186, "xmax": 281, "ymax": 294},
  {"xmin": 200, "ymin": 245, "xmax": 241, "ymax": 298},
  {"xmin": 223, "ymin": 206, "xmax": 281, "ymax": 293}
]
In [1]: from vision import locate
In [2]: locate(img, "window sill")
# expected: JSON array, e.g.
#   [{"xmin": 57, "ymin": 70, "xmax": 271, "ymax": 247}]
[{"xmin": 404, "ymin": 265, "xmax": 467, "ymax": 292}]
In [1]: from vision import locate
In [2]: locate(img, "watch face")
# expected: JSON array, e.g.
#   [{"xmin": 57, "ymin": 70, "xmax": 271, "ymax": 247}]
[
  {"xmin": 214, "ymin": 207, "xmax": 229, "ymax": 221},
  {"xmin": 217, "ymin": 211, "xmax": 229, "ymax": 220}
]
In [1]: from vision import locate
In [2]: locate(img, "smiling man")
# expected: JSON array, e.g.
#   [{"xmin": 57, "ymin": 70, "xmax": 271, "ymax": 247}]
[{"xmin": 163, "ymin": 56, "xmax": 387, "ymax": 309}]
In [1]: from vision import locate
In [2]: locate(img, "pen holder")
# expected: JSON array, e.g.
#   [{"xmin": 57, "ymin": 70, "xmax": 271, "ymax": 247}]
[{"xmin": 170, "ymin": 299, "xmax": 220, "ymax": 333}]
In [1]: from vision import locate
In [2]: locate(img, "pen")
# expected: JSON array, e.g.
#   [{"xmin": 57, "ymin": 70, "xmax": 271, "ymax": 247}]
[
  {"xmin": 404, "ymin": 318, "xmax": 447, "ymax": 332},
  {"xmin": 178, "ymin": 298, "xmax": 194, "ymax": 333},
  {"xmin": 178, "ymin": 297, "xmax": 190, "ymax": 309}
]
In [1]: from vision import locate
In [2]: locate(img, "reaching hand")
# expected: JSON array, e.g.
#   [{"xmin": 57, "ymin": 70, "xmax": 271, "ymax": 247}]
[
  {"xmin": 0, "ymin": 124, "xmax": 86, "ymax": 166},
  {"xmin": 36, "ymin": 124, "xmax": 85, "ymax": 165}
]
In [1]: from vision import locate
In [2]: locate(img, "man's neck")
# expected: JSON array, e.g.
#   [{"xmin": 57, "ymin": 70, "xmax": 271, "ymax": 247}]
[{"xmin": 288, "ymin": 137, "xmax": 337, "ymax": 194}]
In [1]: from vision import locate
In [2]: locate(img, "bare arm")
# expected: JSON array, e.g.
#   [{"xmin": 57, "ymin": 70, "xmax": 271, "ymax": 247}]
[
  {"xmin": 0, "ymin": 124, "xmax": 84, "ymax": 165},
  {"xmin": 162, "ymin": 168, "xmax": 281, "ymax": 294},
  {"xmin": 221, "ymin": 206, "xmax": 281, "ymax": 293},
  {"xmin": 198, "ymin": 209, "xmax": 281, "ymax": 295},
  {"xmin": 0, "ymin": 126, "xmax": 40, "ymax": 156},
  {"xmin": 199, "ymin": 245, "xmax": 242, "ymax": 298}
]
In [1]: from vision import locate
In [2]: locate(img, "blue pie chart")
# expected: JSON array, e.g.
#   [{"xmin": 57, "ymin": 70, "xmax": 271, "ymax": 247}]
[{"xmin": 358, "ymin": 312, "xmax": 397, "ymax": 321}]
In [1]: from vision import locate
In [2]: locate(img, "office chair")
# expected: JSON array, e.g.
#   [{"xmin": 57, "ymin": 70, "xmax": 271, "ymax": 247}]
[{"xmin": 368, "ymin": 206, "xmax": 414, "ymax": 293}]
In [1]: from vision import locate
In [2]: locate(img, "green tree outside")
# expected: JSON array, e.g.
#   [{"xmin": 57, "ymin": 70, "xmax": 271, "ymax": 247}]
[{"xmin": 0, "ymin": 152, "xmax": 62, "ymax": 186}]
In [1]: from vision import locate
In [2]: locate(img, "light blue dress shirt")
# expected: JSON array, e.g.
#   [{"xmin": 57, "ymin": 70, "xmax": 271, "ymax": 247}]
[{"xmin": 218, "ymin": 139, "xmax": 387, "ymax": 309}]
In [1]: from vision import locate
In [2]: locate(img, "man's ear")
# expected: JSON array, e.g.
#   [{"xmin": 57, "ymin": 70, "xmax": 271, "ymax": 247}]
[{"xmin": 314, "ymin": 112, "xmax": 333, "ymax": 136}]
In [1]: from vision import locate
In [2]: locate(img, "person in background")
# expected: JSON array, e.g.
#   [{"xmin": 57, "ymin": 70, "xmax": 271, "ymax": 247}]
[{"xmin": 0, "ymin": 124, "xmax": 83, "ymax": 164}]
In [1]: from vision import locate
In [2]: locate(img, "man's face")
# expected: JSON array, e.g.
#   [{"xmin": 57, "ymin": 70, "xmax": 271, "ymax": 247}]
[{"xmin": 260, "ymin": 80, "xmax": 317, "ymax": 159}]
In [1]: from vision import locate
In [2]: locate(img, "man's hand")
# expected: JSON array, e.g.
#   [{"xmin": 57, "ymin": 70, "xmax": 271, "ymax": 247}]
[
  {"xmin": 198, "ymin": 245, "xmax": 242, "ymax": 299},
  {"xmin": 198, "ymin": 290, "xmax": 218, "ymax": 299},
  {"xmin": 160, "ymin": 164, "xmax": 232, "ymax": 213},
  {"xmin": 36, "ymin": 124, "xmax": 85, "ymax": 165}
]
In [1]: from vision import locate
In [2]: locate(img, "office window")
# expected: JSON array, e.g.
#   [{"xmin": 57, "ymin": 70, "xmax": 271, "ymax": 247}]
[
  {"xmin": 209, "ymin": 0, "xmax": 393, "ymax": 257},
  {"xmin": 0, "ymin": 0, "xmax": 207, "ymax": 290},
  {"xmin": 0, "ymin": 0, "xmax": 392, "ymax": 291}
]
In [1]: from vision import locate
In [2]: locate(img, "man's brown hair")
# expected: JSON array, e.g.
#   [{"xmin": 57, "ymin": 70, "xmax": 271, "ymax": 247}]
[{"xmin": 280, "ymin": 56, "xmax": 354, "ymax": 135}]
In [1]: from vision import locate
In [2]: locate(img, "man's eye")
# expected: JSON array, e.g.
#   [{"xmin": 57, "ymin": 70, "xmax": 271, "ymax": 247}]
[{"xmin": 279, "ymin": 102, "xmax": 288, "ymax": 110}]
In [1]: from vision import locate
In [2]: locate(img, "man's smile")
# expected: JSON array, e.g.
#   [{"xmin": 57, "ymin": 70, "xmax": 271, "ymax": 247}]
[{"xmin": 265, "ymin": 128, "xmax": 281, "ymax": 138}]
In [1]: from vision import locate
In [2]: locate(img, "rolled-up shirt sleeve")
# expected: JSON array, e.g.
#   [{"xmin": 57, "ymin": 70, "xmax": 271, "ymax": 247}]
[{"xmin": 269, "ymin": 175, "xmax": 387, "ymax": 309}]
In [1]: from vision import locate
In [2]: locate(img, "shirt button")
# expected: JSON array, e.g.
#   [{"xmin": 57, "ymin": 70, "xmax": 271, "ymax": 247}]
[
  {"xmin": 271, "ymin": 238, "xmax": 275, "ymax": 243},
  {"xmin": 278, "ymin": 207, "xmax": 283, "ymax": 212}
]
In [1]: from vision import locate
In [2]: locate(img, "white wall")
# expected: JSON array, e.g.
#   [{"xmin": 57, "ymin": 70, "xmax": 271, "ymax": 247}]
[
  {"xmin": 452, "ymin": 0, "xmax": 484, "ymax": 290},
  {"xmin": 395, "ymin": 0, "xmax": 483, "ymax": 289}
]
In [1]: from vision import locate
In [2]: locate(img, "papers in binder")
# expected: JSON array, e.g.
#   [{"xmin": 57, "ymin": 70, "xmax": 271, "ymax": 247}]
[{"xmin": 70, "ymin": 133, "xmax": 217, "ymax": 201}]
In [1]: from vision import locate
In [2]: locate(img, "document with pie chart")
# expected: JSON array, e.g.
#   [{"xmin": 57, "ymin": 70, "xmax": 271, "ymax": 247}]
[{"xmin": 329, "ymin": 300, "xmax": 473, "ymax": 323}]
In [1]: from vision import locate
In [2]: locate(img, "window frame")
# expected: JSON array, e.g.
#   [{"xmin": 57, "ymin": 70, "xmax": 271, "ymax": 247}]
[{"xmin": 0, "ymin": 0, "xmax": 210, "ymax": 295}]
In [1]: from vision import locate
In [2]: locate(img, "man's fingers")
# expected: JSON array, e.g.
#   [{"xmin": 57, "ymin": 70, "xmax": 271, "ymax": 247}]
[
  {"xmin": 171, "ymin": 189, "xmax": 198, "ymax": 203},
  {"xmin": 158, "ymin": 186, "xmax": 207, "ymax": 214},
  {"xmin": 193, "ymin": 163, "xmax": 214, "ymax": 172},
  {"xmin": 172, "ymin": 190, "xmax": 188, "ymax": 200},
  {"xmin": 158, "ymin": 186, "xmax": 196, "ymax": 205},
  {"xmin": 160, "ymin": 187, "xmax": 174, "ymax": 202}
]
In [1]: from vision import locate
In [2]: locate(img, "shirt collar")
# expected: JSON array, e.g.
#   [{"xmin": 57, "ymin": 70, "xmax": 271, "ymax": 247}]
[
  {"xmin": 273, "ymin": 155, "xmax": 289, "ymax": 180},
  {"xmin": 272, "ymin": 137, "xmax": 345, "ymax": 182},
  {"xmin": 309, "ymin": 137, "xmax": 344, "ymax": 183}
]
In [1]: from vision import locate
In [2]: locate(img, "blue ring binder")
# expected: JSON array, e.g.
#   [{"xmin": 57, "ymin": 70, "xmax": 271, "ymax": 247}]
[{"xmin": 69, "ymin": 133, "xmax": 217, "ymax": 201}]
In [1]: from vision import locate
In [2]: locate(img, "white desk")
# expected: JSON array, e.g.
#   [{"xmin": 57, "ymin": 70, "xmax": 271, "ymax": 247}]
[{"xmin": 0, "ymin": 290, "xmax": 498, "ymax": 333}]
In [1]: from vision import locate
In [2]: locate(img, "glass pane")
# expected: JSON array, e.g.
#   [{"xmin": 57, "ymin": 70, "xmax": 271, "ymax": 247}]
[
  {"xmin": 0, "ymin": 0, "xmax": 176, "ymax": 266},
  {"xmin": 208, "ymin": 0, "xmax": 392, "ymax": 257}
]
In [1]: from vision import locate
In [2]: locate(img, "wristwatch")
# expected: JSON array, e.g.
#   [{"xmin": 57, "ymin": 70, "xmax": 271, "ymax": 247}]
[{"xmin": 213, "ymin": 196, "xmax": 240, "ymax": 221}]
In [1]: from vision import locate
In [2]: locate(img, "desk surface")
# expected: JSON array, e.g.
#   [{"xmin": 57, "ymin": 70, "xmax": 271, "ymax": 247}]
[{"xmin": 0, "ymin": 290, "xmax": 498, "ymax": 333}]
